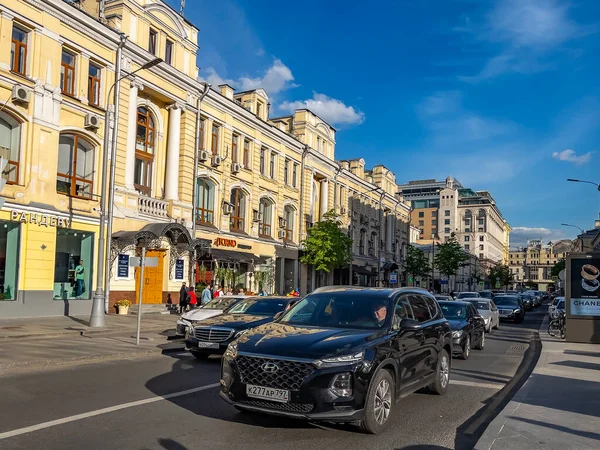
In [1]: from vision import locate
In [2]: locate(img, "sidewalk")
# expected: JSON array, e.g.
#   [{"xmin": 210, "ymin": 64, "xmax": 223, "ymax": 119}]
[
  {"xmin": 475, "ymin": 314, "xmax": 600, "ymax": 450},
  {"xmin": 0, "ymin": 313, "xmax": 177, "ymax": 339}
]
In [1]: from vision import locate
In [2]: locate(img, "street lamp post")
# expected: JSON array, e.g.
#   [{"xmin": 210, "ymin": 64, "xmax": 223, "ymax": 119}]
[
  {"xmin": 561, "ymin": 223, "xmax": 584, "ymax": 234},
  {"xmin": 567, "ymin": 179, "xmax": 600, "ymax": 191},
  {"xmin": 431, "ymin": 233, "xmax": 438, "ymax": 292},
  {"xmin": 89, "ymin": 45, "xmax": 162, "ymax": 327}
]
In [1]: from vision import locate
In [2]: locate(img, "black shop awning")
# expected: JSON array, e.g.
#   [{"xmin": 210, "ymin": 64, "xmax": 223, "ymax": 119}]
[
  {"xmin": 353, "ymin": 265, "xmax": 376, "ymax": 276},
  {"xmin": 382, "ymin": 262, "xmax": 399, "ymax": 271}
]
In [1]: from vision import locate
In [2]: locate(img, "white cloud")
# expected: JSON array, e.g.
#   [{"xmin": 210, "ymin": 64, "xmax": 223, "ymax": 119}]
[
  {"xmin": 279, "ymin": 93, "xmax": 365, "ymax": 127},
  {"xmin": 199, "ymin": 59, "xmax": 298, "ymax": 95},
  {"xmin": 510, "ymin": 226, "xmax": 571, "ymax": 247},
  {"xmin": 552, "ymin": 149, "xmax": 592, "ymax": 164}
]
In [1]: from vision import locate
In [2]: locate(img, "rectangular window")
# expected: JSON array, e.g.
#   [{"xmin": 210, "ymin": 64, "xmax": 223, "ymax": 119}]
[
  {"xmin": 479, "ymin": 244, "xmax": 484, "ymax": 251},
  {"xmin": 211, "ymin": 124, "xmax": 219, "ymax": 155},
  {"xmin": 479, "ymin": 236, "xmax": 484, "ymax": 241},
  {"xmin": 231, "ymin": 134, "xmax": 239, "ymax": 163},
  {"xmin": 465, "ymin": 228, "xmax": 471, "ymax": 232},
  {"xmin": 418, "ymin": 211, "xmax": 424, "ymax": 218},
  {"xmin": 198, "ymin": 118, "xmax": 206, "ymax": 150},
  {"xmin": 0, "ymin": 221, "xmax": 20, "ymax": 301},
  {"xmin": 57, "ymin": 134, "xmax": 95, "ymax": 199},
  {"xmin": 479, "ymin": 253, "xmax": 484, "ymax": 259},
  {"xmin": 269, "ymin": 152, "xmax": 276, "ymax": 178},
  {"xmin": 60, "ymin": 50, "xmax": 76, "ymax": 96},
  {"xmin": 478, "ymin": 227, "xmax": 484, "ymax": 232},
  {"xmin": 243, "ymin": 139, "xmax": 251, "ymax": 168},
  {"xmin": 444, "ymin": 219, "xmax": 450, "ymax": 225},
  {"xmin": 465, "ymin": 218, "xmax": 471, "ymax": 225},
  {"xmin": 445, "ymin": 210, "xmax": 450, "ymax": 217},
  {"xmin": 10, "ymin": 25, "xmax": 28, "ymax": 76},
  {"xmin": 257, "ymin": 102, "xmax": 263, "ymax": 118},
  {"xmin": 478, "ymin": 218, "xmax": 484, "ymax": 225},
  {"xmin": 260, "ymin": 148, "xmax": 266, "ymax": 175},
  {"xmin": 431, "ymin": 210, "xmax": 437, "ymax": 217},
  {"xmin": 464, "ymin": 244, "xmax": 470, "ymax": 250},
  {"xmin": 54, "ymin": 229, "xmax": 94, "ymax": 300},
  {"xmin": 88, "ymin": 63, "xmax": 101, "ymax": 106},
  {"xmin": 292, "ymin": 163, "xmax": 298, "ymax": 188},
  {"xmin": 149, "ymin": 29, "xmax": 157, "ymax": 55},
  {"xmin": 431, "ymin": 220, "xmax": 437, "ymax": 226},
  {"xmin": 418, "ymin": 220, "xmax": 424, "ymax": 226},
  {"xmin": 165, "ymin": 39, "xmax": 173, "ymax": 65},
  {"xmin": 445, "ymin": 227, "xmax": 450, "ymax": 233},
  {"xmin": 284, "ymin": 159, "xmax": 290, "ymax": 185}
]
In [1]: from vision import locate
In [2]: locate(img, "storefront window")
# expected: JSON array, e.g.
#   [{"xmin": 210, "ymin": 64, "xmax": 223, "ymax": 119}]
[
  {"xmin": 0, "ymin": 222, "xmax": 20, "ymax": 300},
  {"xmin": 53, "ymin": 229, "xmax": 94, "ymax": 300}
]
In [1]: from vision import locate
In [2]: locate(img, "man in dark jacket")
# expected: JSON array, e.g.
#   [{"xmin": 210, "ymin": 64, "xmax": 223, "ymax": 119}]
[{"xmin": 179, "ymin": 282, "xmax": 188, "ymax": 314}]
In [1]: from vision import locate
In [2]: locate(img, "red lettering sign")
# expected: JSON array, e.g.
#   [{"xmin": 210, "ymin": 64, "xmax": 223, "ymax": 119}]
[{"xmin": 214, "ymin": 238, "xmax": 237, "ymax": 248}]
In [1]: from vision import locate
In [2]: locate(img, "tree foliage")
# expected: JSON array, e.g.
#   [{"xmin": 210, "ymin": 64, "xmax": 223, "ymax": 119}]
[
  {"xmin": 550, "ymin": 259, "xmax": 565, "ymax": 277},
  {"xmin": 405, "ymin": 245, "xmax": 431, "ymax": 279},
  {"xmin": 434, "ymin": 233, "xmax": 469, "ymax": 278},
  {"xmin": 488, "ymin": 264, "xmax": 514, "ymax": 288},
  {"xmin": 300, "ymin": 210, "xmax": 352, "ymax": 273}
]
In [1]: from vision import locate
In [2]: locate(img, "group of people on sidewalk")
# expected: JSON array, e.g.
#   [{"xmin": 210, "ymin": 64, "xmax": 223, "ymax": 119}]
[{"xmin": 177, "ymin": 282, "xmax": 242, "ymax": 314}]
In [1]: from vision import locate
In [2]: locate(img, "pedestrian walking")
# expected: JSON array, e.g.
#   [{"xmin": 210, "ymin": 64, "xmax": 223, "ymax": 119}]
[
  {"xmin": 201, "ymin": 284, "xmax": 212, "ymax": 305},
  {"xmin": 188, "ymin": 287, "xmax": 197, "ymax": 309},
  {"xmin": 213, "ymin": 286, "xmax": 223, "ymax": 298},
  {"xmin": 74, "ymin": 259, "xmax": 86, "ymax": 298},
  {"xmin": 179, "ymin": 282, "xmax": 188, "ymax": 314}
]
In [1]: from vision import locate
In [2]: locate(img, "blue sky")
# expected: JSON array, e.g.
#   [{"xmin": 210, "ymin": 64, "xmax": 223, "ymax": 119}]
[{"xmin": 169, "ymin": 0, "xmax": 600, "ymax": 246}]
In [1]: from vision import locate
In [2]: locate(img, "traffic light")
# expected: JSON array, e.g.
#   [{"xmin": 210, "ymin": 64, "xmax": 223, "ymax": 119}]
[{"xmin": 0, "ymin": 157, "xmax": 7, "ymax": 209}]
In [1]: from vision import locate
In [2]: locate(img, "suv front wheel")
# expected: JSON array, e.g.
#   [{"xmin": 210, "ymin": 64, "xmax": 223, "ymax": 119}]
[{"xmin": 359, "ymin": 369, "xmax": 394, "ymax": 435}]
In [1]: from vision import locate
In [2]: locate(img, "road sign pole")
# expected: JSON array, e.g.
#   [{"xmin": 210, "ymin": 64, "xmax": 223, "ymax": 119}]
[{"xmin": 136, "ymin": 247, "xmax": 146, "ymax": 345}]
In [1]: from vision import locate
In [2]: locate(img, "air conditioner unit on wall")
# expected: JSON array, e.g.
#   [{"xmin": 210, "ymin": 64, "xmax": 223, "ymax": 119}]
[
  {"xmin": 84, "ymin": 113, "xmax": 101, "ymax": 130},
  {"xmin": 278, "ymin": 217, "xmax": 287, "ymax": 228},
  {"xmin": 231, "ymin": 162, "xmax": 241, "ymax": 174},
  {"xmin": 222, "ymin": 202, "xmax": 234, "ymax": 215},
  {"xmin": 252, "ymin": 210, "xmax": 262, "ymax": 222},
  {"xmin": 278, "ymin": 230, "xmax": 286, "ymax": 239},
  {"xmin": 198, "ymin": 150, "xmax": 209, "ymax": 162},
  {"xmin": 11, "ymin": 85, "xmax": 31, "ymax": 104},
  {"xmin": 211, "ymin": 155, "xmax": 222, "ymax": 167}
]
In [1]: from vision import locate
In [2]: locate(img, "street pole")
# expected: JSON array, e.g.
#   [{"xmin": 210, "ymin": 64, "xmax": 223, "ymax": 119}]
[
  {"xmin": 377, "ymin": 190, "xmax": 385, "ymax": 287},
  {"xmin": 136, "ymin": 246, "xmax": 146, "ymax": 346},
  {"xmin": 90, "ymin": 33, "xmax": 126, "ymax": 328}
]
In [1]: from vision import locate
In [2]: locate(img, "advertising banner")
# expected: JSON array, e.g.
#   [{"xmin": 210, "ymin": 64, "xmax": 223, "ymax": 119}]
[{"xmin": 569, "ymin": 257, "xmax": 600, "ymax": 317}]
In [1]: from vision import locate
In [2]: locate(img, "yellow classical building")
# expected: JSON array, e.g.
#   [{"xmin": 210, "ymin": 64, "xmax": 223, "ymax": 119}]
[{"xmin": 0, "ymin": 0, "xmax": 411, "ymax": 319}]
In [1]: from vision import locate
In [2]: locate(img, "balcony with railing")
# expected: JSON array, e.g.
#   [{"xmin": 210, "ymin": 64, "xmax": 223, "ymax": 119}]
[{"xmin": 138, "ymin": 196, "xmax": 169, "ymax": 219}]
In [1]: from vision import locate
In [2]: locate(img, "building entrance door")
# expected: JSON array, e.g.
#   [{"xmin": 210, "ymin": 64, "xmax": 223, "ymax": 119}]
[{"xmin": 135, "ymin": 250, "xmax": 165, "ymax": 304}]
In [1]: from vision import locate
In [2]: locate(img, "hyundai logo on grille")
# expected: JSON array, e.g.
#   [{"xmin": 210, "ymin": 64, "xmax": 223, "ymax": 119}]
[{"xmin": 261, "ymin": 362, "xmax": 279, "ymax": 373}]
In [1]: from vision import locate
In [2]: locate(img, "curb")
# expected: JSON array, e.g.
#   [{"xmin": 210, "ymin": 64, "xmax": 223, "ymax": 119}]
[{"xmin": 0, "ymin": 325, "xmax": 176, "ymax": 341}]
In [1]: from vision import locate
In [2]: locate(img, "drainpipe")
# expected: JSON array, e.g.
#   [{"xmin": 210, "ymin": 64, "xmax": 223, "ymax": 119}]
[
  {"xmin": 189, "ymin": 83, "xmax": 211, "ymax": 286},
  {"xmin": 297, "ymin": 144, "xmax": 309, "ymax": 294}
]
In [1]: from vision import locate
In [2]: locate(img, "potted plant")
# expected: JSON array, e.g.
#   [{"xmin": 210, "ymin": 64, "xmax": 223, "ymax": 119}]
[{"xmin": 115, "ymin": 299, "xmax": 132, "ymax": 315}]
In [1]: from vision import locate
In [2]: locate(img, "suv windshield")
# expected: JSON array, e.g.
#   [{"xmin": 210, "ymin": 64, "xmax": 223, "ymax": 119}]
[
  {"xmin": 279, "ymin": 293, "xmax": 391, "ymax": 329},
  {"xmin": 202, "ymin": 297, "xmax": 242, "ymax": 311},
  {"xmin": 438, "ymin": 302, "xmax": 467, "ymax": 320},
  {"xmin": 227, "ymin": 298, "xmax": 287, "ymax": 315},
  {"xmin": 494, "ymin": 296, "xmax": 520, "ymax": 307},
  {"xmin": 467, "ymin": 300, "xmax": 490, "ymax": 310},
  {"xmin": 457, "ymin": 292, "xmax": 477, "ymax": 299}
]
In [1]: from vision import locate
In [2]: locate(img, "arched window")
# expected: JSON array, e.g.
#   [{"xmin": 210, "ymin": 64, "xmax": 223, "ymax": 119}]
[
  {"xmin": 57, "ymin": 133, "xmax": 95, "ymax": 199},
  {"xmin": 0, "ymin": 111, "xmax": 21, "ymax": 185},
  {"xmin": 134, "ymin": 107, "xmax": 155, "ymax": 195},
  {"xmin": 283, "ymin": 205, "xmax": 294, "ymax": 241},
  {"xmin": 230, "ymin": 188, "xmax": 246, "ymax": 232},
  {"xmin": 258, "ymin": 197, "xmax": 273, "ymax": 238},
  {"xmin": 195, "ymin": 178, "xmax": 215, "ymax": 225},
  {"xmin": 359, "ymin": 229, "xmax": 367, "ymax": 255}
]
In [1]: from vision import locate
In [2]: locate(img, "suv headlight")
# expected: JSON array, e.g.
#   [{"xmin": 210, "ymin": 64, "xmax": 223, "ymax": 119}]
[
  {"xmin": 452, "ymin": 330, "xmax": 463, "ymax": 339},
  {"xmin": 315, "ymin": 351, "xmax": 364, "ymax": 367},
  {"xmin": 225, "ymin": 341, "xmax": 238, "ymax": 358},
  {"xmin": 330, "ymin": 372, "xmax": 353, "ymax": 397},
  {"xmin": 513, "ymin": 308, "xmax": 521, "ymax": 314},
  {"xmin": 483, "ymin": 317, "xmax": 490, "ymax": 324}
]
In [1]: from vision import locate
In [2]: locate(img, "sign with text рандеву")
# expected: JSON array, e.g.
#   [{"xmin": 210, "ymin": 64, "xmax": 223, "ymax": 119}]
[
  {"xmin": 10, "ymin": 210, "xmax": 71, "ymax": 228},
  {"xmin": 570, "ymin": 257, "xmax": 600, "ymax": 317}
]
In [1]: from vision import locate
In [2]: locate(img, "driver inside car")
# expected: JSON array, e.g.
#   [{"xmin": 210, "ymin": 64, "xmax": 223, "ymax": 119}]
[{"xmin": 373, "ymin": 301, "xmax": 388, "ymax": 327}]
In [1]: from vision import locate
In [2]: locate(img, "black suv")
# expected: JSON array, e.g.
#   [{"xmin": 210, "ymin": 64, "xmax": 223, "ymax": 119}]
[{"xmin": 220, "ymin": 287, "xmax": 452, "ymax": 434}]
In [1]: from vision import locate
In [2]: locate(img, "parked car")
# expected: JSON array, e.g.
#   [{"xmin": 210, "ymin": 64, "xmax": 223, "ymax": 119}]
[
  {"xmin": 220, "ymin": 286, "xmax": 452, "ymax": 434},
  {"xmin": 435, "ymin": 295, "xmax": 453, "ymax": 301},
  {"xmin": 456, "ymin": 292, "xmax": 481, "ymax": 299},
  {"xmin": 175, "ymin": 295, "xmax": 247, "ymax": 337},
  {"xmin": 549, "ymin": 297, "xmax": 565, "ymax": 317},
  {"xmin": 185, "ymin": 296, "xmax": 296, "ymax": 360},
  {"xmin": 479, "ymin": 290, "xmax": 494, "ymax": 299},
  {"xmin": 438, "ymin": 300, "xmax": 486, "ymax": 359},
  {"xmin": 518, "ymin": 293, "xmax": 534, "ymax": 312},
  {"xmin": 465, "ymin": 299, "xmax": 500, "ymax": 332},
  {"xmin": 494, "ymin": 295, "xmax": 525, "ymax": 323}
]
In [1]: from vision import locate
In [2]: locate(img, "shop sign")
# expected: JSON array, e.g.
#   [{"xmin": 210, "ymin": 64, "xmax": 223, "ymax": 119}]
[
  {"xmin": 117, "ymin": 254, "xmax": 129, "ymax": 278},
  {"xmin": 569, "ymin": 257, "xmax": 600, "ymax": 317},
  {"xmin": 175, "ymin": 259, "xmax": 185, "ymax": 280},
  {"xmin": 389, "ymin": 271, "xmax": 398, "ymax": 284},
  {"xmin": 214, "ymin": 238, "xmax": 236, "ymax": 248},
  {"xmin": 238, "ymin": 244, "xmax": 252, "ymax": 250},
  {"xmin": 10, "ymin": 210, "xmax": 71, "ymax": 228}
]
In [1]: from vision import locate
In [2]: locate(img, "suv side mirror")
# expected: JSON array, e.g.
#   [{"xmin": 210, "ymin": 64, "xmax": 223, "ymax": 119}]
[{"xmin": 400, "ymin": 318, "xmax": 421, "ymax": 331}]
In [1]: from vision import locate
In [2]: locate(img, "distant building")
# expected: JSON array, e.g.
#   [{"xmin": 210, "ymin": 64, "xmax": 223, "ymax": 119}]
[{"xmin": 508, "ymin": 240, "xmax": 573, "ymax": 290}]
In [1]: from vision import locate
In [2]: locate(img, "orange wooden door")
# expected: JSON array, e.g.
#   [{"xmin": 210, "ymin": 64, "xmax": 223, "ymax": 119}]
[{"xmin": 135, "ymin": 250, "xmax": 165, "ymax": 304}]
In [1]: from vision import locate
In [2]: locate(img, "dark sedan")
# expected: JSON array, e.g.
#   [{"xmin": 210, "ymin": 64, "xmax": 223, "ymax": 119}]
[
  {"xmin": 494, "ymin": 295, "xmax": 525, "ymax": 323},
  {"xmin": 185, "ymin": 296, "xmax": 295, "ymax": 360},
  {"xmin": 518, "ymin": 293, "xmax": 534, "ymax": 311},
  {"xmin": 438, "ymin": 301, "xmax": 486, "ymax": 360}
]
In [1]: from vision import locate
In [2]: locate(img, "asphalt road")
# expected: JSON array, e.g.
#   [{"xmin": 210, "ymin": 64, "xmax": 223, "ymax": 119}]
[{"xmin": 0, "ymin": 307, "xmax": 546, "ymax": 450}]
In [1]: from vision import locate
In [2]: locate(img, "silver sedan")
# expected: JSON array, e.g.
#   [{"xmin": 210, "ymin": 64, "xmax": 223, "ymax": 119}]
[{"xmin": 465, "ymin": 299, "xmax": 500, "ymax": 332}]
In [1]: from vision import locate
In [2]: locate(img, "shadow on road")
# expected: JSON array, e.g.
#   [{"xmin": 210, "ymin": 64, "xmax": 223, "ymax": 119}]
[
  {"xmin": 511, "ymin": 416, "xmax": 600, "ymax": 441},
  {"xmin": 396, "ymin": 446, "xmax": 452, "ymax": 450}
]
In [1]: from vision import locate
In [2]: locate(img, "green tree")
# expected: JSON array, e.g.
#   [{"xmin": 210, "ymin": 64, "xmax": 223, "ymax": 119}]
[
  {"xmin": 550, "ymin": 259, "xmax": 565, "ymax": 277},
  {"xmin": 488, "ymin": 264, "xmax": 514, "ymax": 289},
  {"xmin": 300, "ymin": 210, "xmax": 352, "ymax": 273},
  {"xmin": 405, "ymin": 245, "xmax": 431, "ymax": 282},
  {"xmin": 434, "ymin": 233, "xmax": 469, "ymax": 280}
]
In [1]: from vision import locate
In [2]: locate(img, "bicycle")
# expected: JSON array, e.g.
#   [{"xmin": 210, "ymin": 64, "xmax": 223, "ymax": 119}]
[{"xmin": 548, "ymin": 309, "xmax": 566, "ymax": 339}]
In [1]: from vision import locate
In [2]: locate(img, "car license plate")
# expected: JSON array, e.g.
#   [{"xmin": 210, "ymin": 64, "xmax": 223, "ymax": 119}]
[
  {"xmin": 196, "ymin": 342, "xmax": 219, "ymax": 349},
  {"xmin": 246, "ymin": 384, "xmax": 289, "ymax": 403}
]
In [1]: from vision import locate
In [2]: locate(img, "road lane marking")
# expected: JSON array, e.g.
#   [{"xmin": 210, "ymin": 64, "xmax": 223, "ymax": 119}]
[
  {"xmin": 0, "ymin": 382, "xmax": 220, "ymax": 441},
  {"xmin": 450, "ymin": 379, "xmax": 505, "ymax": 390}
]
